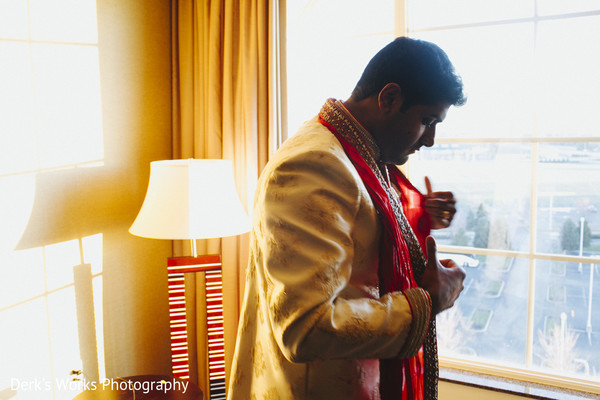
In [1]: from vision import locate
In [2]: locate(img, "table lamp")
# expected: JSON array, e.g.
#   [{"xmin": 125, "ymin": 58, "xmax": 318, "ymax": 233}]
[{"xmin": 130, "ymin": 159, "xmax": 250, "ymax": 400}]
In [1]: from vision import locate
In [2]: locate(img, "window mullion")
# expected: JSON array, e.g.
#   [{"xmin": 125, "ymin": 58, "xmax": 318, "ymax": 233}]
[
  {"xmin": 525, "ymin": 3, "xmax": 540, "ymax": 370},
  {"xmin": 394, "ymin": 0, "xmax": 408, "ymax": 37}
]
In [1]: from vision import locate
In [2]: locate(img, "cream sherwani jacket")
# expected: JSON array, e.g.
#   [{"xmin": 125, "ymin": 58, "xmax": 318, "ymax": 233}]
[{"xmin": 227, "ymin": 117, "xmax": 431, "ymax": 400}]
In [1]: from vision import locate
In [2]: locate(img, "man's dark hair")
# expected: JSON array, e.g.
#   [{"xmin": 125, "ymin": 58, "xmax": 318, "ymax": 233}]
[{"xmin": 351, "ymin": 37, "xmax": 466, "ymax": 108}]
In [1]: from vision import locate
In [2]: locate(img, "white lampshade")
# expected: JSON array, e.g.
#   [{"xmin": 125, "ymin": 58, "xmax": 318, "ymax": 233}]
[{"xmin": 130, "ymin": 159, "xmax": 250, "ymax": 240}]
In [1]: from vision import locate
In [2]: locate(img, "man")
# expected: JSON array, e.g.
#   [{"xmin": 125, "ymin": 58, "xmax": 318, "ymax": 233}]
[{"xmin": 228, "ymin": 37, "xmax": 467, "ymax": 400}]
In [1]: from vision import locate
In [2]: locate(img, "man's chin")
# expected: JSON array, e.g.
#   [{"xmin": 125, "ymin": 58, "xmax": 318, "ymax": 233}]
[
  {"xmin": 381, "ymin": 152, "xmax": 409, "ymax": 165},
  {"xmin": 393, "ymin": 155, "xmax": 409, "ymax": 166}
]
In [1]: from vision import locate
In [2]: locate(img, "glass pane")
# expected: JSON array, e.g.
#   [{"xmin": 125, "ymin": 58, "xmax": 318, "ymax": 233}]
[
  {"xmin": 32, "ymin": 43, "xmax": 104, "ymax": 168},
  {"xmin": 536, "ymin": 143, "xmax": 600, "ymax": 256},
  {"xmin": 286, "ymin": 0, "xmax": 394, "ymax": 135},
  {"xmin": 536, "ymin": 16, "xmax": 600, "ymax": 138},
  {"xmin": 414, "ymin": 23, "xmax": 535, "ymax": 139},
  {"xmin": 0, "ymin": 248, "xmax": 44, "ymax": 309},
  {"xmin": 409, "ymin": 143, "xmax": 532, "ymax": 252},
  {"xmin": 534, "ymin": 260, "xmax": 600, "ymax": 380},
  {"xmin": 437, "ymin": 254, "xmax": 528, "ymax": 367},
  {"xmin": 0, "ymin": 298, "xmax": 53, "ymax": 387},
  {"xmin": 538, "ymin": 0, "xmax": 600, "ymax": 15},
  {"xmin": 287, "ymin": 0, "xmax": 393, "ymax": 38},
  {"xmin": 409, "ymin": 0, "xmax": 534, "ymax": 30},
  {"xmin": 29, "ymin": 0, "xmax": 98, "ymax": 43},
  {"xmin": 0, "ymin": 0, "xmax": 29, "ymax": 39},
  {"xmin": 0, "ymin": 42, "xmax": 38, "ymax": 175}
]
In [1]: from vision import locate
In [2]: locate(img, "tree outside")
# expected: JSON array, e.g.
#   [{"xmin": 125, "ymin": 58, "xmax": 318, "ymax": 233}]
[
  {"xmin": 560, "ymin": 218, "xmax": 591, "ymax": 252},
  {"xmin": 473, "ymin": 203, "xmax": 490, "ymax": 249}
]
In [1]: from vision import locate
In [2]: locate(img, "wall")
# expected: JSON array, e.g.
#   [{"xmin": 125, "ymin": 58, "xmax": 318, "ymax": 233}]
[
  {"xmin": 0, "ymin": 0, "xmax": 172, "ymax": 397},
  {"xmin": 96, "ymin": 0, "xmax": 173, "ymax": 378}
]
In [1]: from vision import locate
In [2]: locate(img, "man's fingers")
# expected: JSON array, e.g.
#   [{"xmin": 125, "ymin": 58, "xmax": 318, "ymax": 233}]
[
  {"xmin": 427, "ymin": 199, "xmax": 457, "ymax": 210},
  {"xmin": 427, "ymin": 191, "xmax": 456, "ymax": 201},
  {"xmin": 425, "ymin": 176, "xmax": 433, "ymax": 196},
  {"xmin": 440, "ymin": 258, "xmax": 457, "ymax": 269},
  {"xmin": 425, "ymin": 235, "xmax": 437, "ymax": 264}
]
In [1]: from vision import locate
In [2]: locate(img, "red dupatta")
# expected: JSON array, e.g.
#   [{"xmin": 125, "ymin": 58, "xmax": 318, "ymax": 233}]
[{"xmin": 318, "ymin": 113, "xmax": 433, "ymax": 400}]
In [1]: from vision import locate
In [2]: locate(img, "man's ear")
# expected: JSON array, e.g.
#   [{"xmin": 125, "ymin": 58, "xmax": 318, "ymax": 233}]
[{"xmin": 378, "ymin": 83, "xmax": 404, "ymax": 113}]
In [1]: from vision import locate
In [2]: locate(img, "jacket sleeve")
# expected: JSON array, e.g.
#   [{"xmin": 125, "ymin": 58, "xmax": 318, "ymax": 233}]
[{"xmin": 254, "ymin": 143, "xmax": 431, "ymax": 363}]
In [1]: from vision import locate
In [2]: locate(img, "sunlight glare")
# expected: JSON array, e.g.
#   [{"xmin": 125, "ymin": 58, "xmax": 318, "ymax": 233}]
[
  {"xmin": 0, "ymin": 0, "xmax": 29, "ymax": 40},
  {"xmin": 0, "ymin": 174, "xmax": 36, "ymax": 254},
  {"xmin": 0, "ymin": 42, "xmax": 38, "ymax": 174},
  {"xmin": 29, "ymin": 0, "xmax": 98, "ymax": 43}
]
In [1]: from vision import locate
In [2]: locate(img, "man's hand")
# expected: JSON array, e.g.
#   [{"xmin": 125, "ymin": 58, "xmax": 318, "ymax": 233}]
[
  {"xmin": 425, "ymin": 176, "xmax": 456, "ymax": 229},
  {"xmin": 420, "ymin": 236, "xmax": 466, "ymax": 315}
]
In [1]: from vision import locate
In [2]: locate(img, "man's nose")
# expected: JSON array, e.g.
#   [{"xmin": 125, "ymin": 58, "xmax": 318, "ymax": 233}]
[{"xmin": 421, "ymin": 127, "xmax": 436, "ymax": 147}]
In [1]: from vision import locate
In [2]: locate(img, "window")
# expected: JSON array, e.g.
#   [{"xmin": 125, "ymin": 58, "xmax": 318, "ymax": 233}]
[
  {"xmin": 287, "ymin": 0, "xmax": 600, "ymax": 393},
  {"xmin": 0, "ymin": 1, "xmax": 106, "ymax": 398}
]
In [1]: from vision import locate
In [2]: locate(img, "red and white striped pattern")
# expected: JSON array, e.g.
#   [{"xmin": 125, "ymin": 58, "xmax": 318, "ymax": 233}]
[{"xmin": 167, "ymin": 255, "xmax": 226, "ymax": 399}]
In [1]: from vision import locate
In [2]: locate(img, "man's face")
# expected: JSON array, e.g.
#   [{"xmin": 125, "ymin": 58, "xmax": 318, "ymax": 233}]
[{"xmin": 374, "ymin": 102, "xmax": 450, "ymax": 165}]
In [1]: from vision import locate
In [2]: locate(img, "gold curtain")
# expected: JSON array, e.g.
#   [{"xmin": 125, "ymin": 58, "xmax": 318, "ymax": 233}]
[{"xmin": 171, "ymin": 0, "xmax": 286, "ymax": 391}]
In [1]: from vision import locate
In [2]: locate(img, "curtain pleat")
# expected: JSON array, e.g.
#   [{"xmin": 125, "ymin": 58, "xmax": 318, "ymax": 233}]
[{"xmin": 171, "ymin": 0, "xmax": 284, "ymax": 393}]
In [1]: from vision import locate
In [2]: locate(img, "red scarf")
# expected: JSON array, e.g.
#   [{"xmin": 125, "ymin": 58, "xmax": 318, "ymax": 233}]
[{"xmin": 319, "ymin": 115, "xmax": 432, "ymax": 400}]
